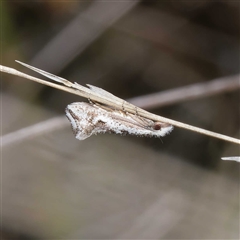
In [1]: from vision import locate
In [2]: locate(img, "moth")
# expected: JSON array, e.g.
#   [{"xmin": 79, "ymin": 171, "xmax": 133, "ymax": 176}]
[
  {"xmin": 66, "ymin": 102, "xmax": 173, "ymax": 140},
  {"xmin": 65, "ymin": 83, "xmax": 173, "ymax": 140}
]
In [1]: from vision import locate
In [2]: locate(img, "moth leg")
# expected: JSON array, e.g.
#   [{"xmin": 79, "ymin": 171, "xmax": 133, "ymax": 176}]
[
  {"xmin": 94, "ymin": 103, "xmax": 114, "ymax": 112},
  {"xmin": 88, "ymin": 97, "xmax": 95, "ymax": 105},
  {"xmin": 122, "ymin": 100, "xmax": 128, "ymax": 113},
  {"xmin": 135, "ymin": 106, "xmax": 139, "ymax": 116},
  {"xmin": 133, "ymin": 106, "xmax": 145, "ymax": 121},
  {"xmin": 87, "ymin": 95, "xmax": 100, "ymax": 106}
]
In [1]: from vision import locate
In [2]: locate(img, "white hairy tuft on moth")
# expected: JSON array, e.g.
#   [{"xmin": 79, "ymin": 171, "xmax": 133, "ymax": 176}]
[{"xmin": 65, "ymin": 102, "xmax": 173, "ymax": 140}]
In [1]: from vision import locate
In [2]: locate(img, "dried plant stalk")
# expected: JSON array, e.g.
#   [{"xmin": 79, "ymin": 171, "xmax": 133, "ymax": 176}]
[
  {"xmin": 221, "ymin": 157, "xmax": 240, "ymax": 163},
  {"xmin": 0, "ymin": 62, "xmax": 239, "ymax": 145}
]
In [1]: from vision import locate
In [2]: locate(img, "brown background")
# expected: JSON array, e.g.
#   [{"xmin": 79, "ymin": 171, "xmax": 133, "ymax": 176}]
[{"xmin": 1, "ymin": 1, "xmax": 239, "ymax": 239}]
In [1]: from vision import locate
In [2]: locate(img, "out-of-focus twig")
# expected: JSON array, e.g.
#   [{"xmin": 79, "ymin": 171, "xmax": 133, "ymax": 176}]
[
  {"xmin": 128, "ymin": 74, "xmax": 240, "ymax": 109},
  {"xmin": 1, "ymin": 117, "xmax": 67, "ymax": 148},
  {"xmin": 115, "ymin": 7, "xmax": 239, "ymax": 72},
  {"xmin": 1, "ymin": 63, "xmax": 240, "ymax": 145},
  {"xmin": 30, "ymin": 1, "xmax": 139, "ymax": 73}
]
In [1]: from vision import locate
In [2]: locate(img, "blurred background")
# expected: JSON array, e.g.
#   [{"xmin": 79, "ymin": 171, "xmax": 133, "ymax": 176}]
[{"xmin": 1, "ymin": 1, "xmax": 239, "ymax": 239}]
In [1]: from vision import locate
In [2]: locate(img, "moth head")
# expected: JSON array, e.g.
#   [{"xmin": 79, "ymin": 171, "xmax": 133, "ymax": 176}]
[{"xmin": 65, "ymin": 102, "xmax": 93, "ymax": 140}]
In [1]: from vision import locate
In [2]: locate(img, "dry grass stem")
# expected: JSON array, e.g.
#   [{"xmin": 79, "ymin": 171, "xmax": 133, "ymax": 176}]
[
  {"xmin": 1, "ymin": 62, "xmax": 239, "ymax": 145},
  {"xmin": 221, "ymin": 157, "xmax": 240, "ymax": 163},
  {"xmin": 129, "ymin": 75, "xmax": 240, "ymax": 109}
]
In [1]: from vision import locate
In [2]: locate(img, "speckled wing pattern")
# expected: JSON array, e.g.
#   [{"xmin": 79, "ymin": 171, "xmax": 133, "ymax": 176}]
[{"xmin": 65, "ymin": 102, "xmax": 173, "ymax": 140}]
